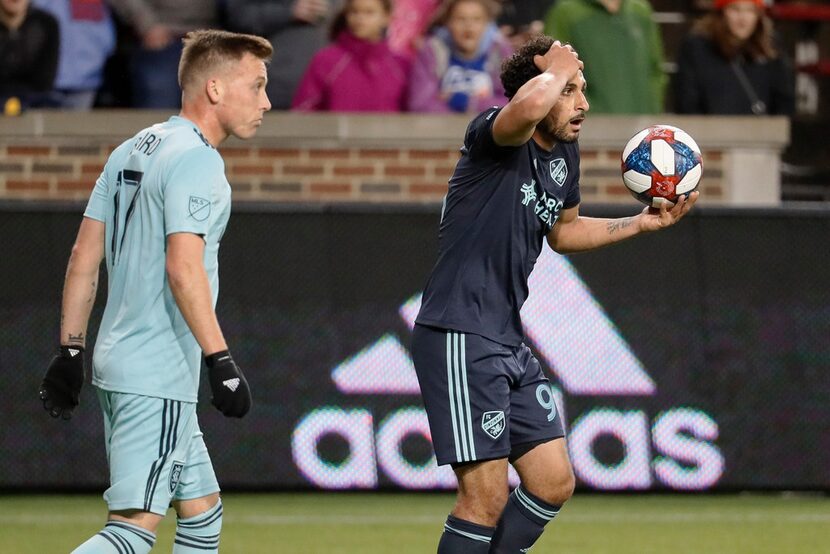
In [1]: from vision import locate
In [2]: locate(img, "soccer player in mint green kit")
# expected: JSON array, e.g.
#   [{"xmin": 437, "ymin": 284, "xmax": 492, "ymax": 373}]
[{"xmin": 38, "ymin": 30, "xmax": 273, "ymax": 553}]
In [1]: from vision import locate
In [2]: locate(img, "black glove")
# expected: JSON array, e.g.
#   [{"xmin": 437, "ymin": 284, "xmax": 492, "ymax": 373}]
[
  {"xmin": 205, "ymin": 350, "xmax": 251, "ymax": 418},
  {"xmin": 39, "ymin": 345, "xmax": 85, "ymax": 420}
]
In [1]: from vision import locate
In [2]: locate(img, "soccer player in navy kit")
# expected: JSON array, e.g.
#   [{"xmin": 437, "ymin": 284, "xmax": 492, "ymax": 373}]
[
  {"xmin": 38, "ymin": 30, "xmax": 272, "ymax": 553},
  {"xmin": 412, "ymin": 36, "xmax": 697, "ymax": 553}
]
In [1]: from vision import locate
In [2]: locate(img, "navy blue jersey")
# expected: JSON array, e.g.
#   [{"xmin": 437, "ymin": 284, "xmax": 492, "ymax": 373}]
[{"xmin": 416, "ymin": 107, "xmax": 581, "ymax": 346}]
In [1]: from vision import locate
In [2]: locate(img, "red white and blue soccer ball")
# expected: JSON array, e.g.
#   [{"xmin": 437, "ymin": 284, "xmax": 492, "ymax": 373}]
[{"xmin": 621, "ymin": 125, "xmax": 703, "ymax": 207}]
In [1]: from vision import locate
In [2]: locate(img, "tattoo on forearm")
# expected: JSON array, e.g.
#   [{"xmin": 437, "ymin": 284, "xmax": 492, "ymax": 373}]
[
  {"xmin": 86, "ymin": 280, "xmax": 97, "ymax": 304},
  {"xmin": 607, "ymin": 217, "xmax": 635, "ymax": 235},
  {"xmin": 67, "ymin": 333, "xmax": 85, "ymax": 346}
]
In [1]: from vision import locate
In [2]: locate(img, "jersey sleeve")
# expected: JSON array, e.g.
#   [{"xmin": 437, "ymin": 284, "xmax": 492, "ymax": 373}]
[
  {"xmin": 85, "ymin": 140, "xmax": 133, "ymax": 222},
  {"xmin": 84, "ymin": 172, "xmax": 109, "ymax": 222},
  {"xmin": 463, "ymin": 107, "xmax": 518, "ymax": 160},
  {"xmin": 563, "ymin": 144, "xmax": 581, "ymax": 209},
  {"xmin": 563, "ymin": 179, "xmax": 581, "ymax": 209},
  {"xmin": 163, "ymin": 147, "xmax": 226, "ymax": 237}
]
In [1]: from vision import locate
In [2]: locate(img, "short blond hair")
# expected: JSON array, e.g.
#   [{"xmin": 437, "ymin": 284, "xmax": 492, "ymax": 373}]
[{"xmin": 178, "ymin": 29, "xmax": 273, "ymax": 92}]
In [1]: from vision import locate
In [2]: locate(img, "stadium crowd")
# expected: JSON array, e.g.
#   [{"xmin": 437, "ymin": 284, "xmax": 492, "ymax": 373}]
[{"xmin": 1, "ymin": 0, "xmax": 794, "ymax": 115}]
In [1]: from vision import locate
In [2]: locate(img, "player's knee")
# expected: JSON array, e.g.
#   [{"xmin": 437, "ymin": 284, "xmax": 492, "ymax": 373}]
[
  {"xmin": 109, "ymin": 510, "xmax": 163, "ymax": 534},
  {"xmin": 456, "ymin": 484, "xmax": 509, "ymax": 525},
  {"xmin": 174, "ymin": 498, "xmax": 223, "ymax": 552},
  {"xmin": 173, "ymin": 492, "xmax": 220, "ymax": 520},
  {"xmin": 533, "ymin": 467, "xmax": 575, "ymax": 506},
  {"xmin": 557, "ymin": 469, "xmax": 576, "ymax": 504}
]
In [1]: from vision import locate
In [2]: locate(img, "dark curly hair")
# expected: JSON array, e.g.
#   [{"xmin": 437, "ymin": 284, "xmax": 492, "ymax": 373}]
[{"xmin": 500, "ymin": 35, "xmax": 556, "ymax": 100}]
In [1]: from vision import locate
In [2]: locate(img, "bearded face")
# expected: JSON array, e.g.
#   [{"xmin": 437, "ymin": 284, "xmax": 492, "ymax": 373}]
[{"xmin": 536, "ymin": 71, "xmax": 589, "ymax": 147}]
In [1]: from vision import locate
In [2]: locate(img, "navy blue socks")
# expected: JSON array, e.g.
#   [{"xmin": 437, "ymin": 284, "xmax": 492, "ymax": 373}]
[
  {"xmin": 438, "ymin": 514, "xmax": 495, "ymax": 553},
  {"xmin": 489, "ymin": 485, "xmax": 561, "ymax": 553}
]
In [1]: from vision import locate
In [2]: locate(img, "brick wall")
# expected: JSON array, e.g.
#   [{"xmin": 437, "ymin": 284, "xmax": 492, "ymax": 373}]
[
  {"xmin": 217, "ymin": 146, "xmax": 461, "ymax": 202},
  {"xmin": 0, "ymin": 111, "xmax": 788, "ymax": 205}
]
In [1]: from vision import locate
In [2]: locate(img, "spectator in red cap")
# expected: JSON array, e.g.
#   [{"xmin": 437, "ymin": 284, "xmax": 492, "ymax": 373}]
[{"xmin": 674, "ymin": 0, "xmax": 794, "ymax": 115}]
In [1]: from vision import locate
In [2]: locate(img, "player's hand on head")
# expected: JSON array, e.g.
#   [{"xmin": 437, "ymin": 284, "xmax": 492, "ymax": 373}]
[
  {"xmin": 39, "ymin": 346, "xmax": 85, "ymax": 420},
  {"xmin": 205, "ymin": 350, "xmax": 252, "ymax": 418},
  {"xmin": 639, "ymin": 191, "xmax": 698, "ymax": 232},
  {"xmin": 534, "ymin": 40, "xmax": 583, "ymax": 77}
]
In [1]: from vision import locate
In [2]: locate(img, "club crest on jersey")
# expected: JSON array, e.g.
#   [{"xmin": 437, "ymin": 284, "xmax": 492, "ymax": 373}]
[
  {"xmin": 482, "ymin": 411, "xmax": 506, "ymax": 440},
  {"xmin": 169, "ymin": 461, "xmax": 184, "ymax": 494},
  {"xmin": 189, "ymin": 196, "xmax": 210, "ymax": 222},
  {"xmin": 550, "ymin": 158, "xmax": 567, "ymax": 187}
]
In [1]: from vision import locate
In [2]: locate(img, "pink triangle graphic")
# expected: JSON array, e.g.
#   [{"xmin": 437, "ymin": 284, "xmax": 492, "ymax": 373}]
[{"xmin": 332, "ymin": 334, "xmax": 421, "ymax": 395}]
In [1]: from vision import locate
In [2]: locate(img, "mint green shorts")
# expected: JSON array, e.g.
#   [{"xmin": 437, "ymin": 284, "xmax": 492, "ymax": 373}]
[{"xmin": 97, "ymin": 389, "xmax": 220, "ymax": 515}]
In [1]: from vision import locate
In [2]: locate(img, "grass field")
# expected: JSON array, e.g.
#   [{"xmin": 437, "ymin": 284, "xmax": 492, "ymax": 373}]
[{"xmin": 1, "ymin": 492, "xmax": 828, "ymax": 553}]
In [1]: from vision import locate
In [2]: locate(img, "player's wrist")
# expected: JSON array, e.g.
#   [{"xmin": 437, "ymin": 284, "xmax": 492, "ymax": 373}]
[
  {"xmin": 635, "ymin": 212, "xmax": 653, "ymax": 233},
  {"xmin": 205, "ymin": 349, "xmax": 232, "ymax": 369},
  {"xmin": 58, "ymin": 345, "xmax": 85, "ymax": 356}
]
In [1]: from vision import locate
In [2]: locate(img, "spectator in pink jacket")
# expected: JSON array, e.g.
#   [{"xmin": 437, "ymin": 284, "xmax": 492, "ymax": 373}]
[
  {"xmin": 407, "ymin": 0, "xmax": 512, "ymax": 113},
  {"xmin": 387, "ymin": 0, "xmax": 440, "ymax": 60},
  {"xmin": 291, "ymin": 0, "xmax": 409, "ymax": 112}
]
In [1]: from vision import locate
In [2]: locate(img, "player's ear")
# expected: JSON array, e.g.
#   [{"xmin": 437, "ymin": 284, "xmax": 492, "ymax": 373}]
[{"xmin": 206, "ymin": 78, "xmax": 222, "ymax": 104}]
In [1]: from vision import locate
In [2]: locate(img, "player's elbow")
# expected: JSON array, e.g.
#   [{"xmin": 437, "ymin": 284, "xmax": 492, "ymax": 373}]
[
  {"xmin": 166, "ymin": 256, "xmax": 198, "ymax": 294},
  {"xmin": 546, "ymin": 232, "xmax": 569, "ymax": 254},
  {"xmin": 67, "ymin": 241, "xmax": 102, "ymax": 277},
  {"xmin": 494, "ymin": 100, "xmax": 547, "ymax": 146},
  {"xmin": 68, "ymin": 241, "xmax": 87, "ymax": 268},
  {"xmin": 166, "ymin": 233, "xmax": 207, "ymax": 293},
  {"xmin": 546, "ymin": 230, "xmax": 580, "ymax": 255}
]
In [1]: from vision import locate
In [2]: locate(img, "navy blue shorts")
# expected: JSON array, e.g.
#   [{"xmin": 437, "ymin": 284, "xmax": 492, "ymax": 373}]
[{"xmin": 412, "ymin": 324, "xmax": 565, "ymax": 466}]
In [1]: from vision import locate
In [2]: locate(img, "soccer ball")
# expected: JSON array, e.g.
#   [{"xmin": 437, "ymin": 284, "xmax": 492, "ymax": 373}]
[{"xmin": 621, "ymin": 125, "xmax": 703, "ymax": 207}]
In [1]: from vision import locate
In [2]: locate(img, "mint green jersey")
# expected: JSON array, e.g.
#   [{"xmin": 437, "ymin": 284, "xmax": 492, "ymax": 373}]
[{"xmin": 84, "ymin": 116, "xmax": 231, "ymax": 402}]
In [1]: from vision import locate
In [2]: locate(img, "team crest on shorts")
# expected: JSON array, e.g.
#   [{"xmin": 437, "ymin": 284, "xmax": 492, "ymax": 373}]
[
  {"xmin": 550, "ymin": 158, "xmax": 567, "ymax": 187},
  {"xmin": 188, "ymin": 196, "xmax": 210, "ymax": 221},
  {"xmin": 169, "ymin": 461, "xmax": 185, "ymax": 494},
  {"xmin": 481, "ymin": 411, "xmax": 506, "ymax": 440}
]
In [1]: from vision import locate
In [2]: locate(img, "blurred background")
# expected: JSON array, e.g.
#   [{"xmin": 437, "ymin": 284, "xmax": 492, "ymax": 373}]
[{"xmin": 1, "ymin": 0, "xmax": 828, "ymax": 552}]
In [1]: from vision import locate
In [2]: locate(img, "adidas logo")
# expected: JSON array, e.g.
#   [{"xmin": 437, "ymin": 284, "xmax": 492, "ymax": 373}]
[
  {"xmin": 222, "ymin": 378, "xmax": 240, "ymax": 392},
  {"xmin": 292, "ymin": 246, "xmax": 725, "ymax": 491},
  {"xmin": 332, "ymin": 248, "xmax": 654, "ymax": 397},
  {"xmin": 68, "ymin": 349, "xmax": 80, "ymax": 357}
]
